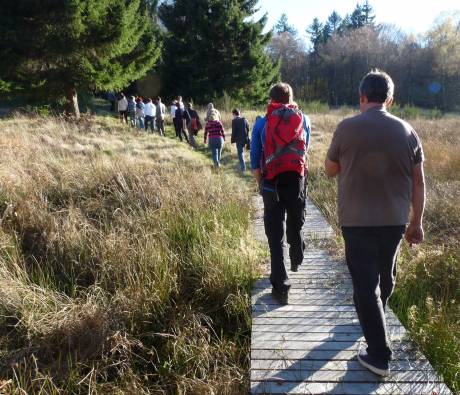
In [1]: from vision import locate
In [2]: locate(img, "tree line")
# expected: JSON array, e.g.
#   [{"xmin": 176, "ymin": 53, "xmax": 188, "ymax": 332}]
[
  {"xmin": 1, "ymin": 1, "xmax": 459, "ymax": 117},
  {"xmin": 270, "ymin": 3, "xmax": 460, "ymax": 111}
]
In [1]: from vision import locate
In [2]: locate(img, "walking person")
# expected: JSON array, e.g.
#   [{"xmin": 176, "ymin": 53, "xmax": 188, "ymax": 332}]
[
  {"xmin": 127, "ymin": 95, "xmax": 136, "ymax": 127},
  {"xmin": 250, "ymin": 83, "xmax": 311, "ymax": 304},
  {"xmin": 117, "ymin": 93, "xmax": 128, "ymax": 124},
  {"xmin": 155, "ymin": 97, "xmax": 166, "ymax": 136},
  {"xmin": 171, "ymin": 101, "xmax": 178, "ymax": 138},
  {"xmin": 184, "ymin": 102, "xmax": 202, "ymax": 149},
  {"xmin": 204, "ymin": 111, "xmax": 225, "ymax": 167},
  {"xmin": 325, "ymin": 70, "xmax": 425, "ymax": 377},
  {"xmin": 205, "ymin": 103, "xmax": 221, "ymax": 122},
  {"xmin": 144, "ymin": 98, "xmax": 156, "ymax": 133},
  {"xmin": 174, "ymin": 102, "xmax": 188, "ymax": 143},
  {"xmin": 135, "ymin": 97, "xmax": 145, "ymax": 129},
  {"xmin": 231, "ymin": 109, "xmax": 250, "ymax": 172}
]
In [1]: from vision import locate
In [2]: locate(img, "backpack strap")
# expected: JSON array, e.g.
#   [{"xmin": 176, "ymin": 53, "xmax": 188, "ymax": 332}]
[{"xmin": 265, "ymin": 139, "xmax": 305, "ymax": 166}]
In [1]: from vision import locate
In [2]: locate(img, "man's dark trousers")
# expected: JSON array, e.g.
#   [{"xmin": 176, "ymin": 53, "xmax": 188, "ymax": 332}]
[
  {"xmin": 342, "ymin": 226, "xmax": 405, "ymax": 363},
  {"xmin": 263, "ymin": 172, "xmax": 306, "ymax": 293}
]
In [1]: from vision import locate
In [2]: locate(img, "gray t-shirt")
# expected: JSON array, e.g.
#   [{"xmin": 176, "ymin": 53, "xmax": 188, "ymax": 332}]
[{"xmin": 327, "ymin": 106, "xmax": 424, "ymax": 227}]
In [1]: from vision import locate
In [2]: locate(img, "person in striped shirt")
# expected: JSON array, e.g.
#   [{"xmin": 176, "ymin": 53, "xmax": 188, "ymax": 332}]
[{"xmin": 204, "ymin": 110, "xmax": 225, "ymax": 167}]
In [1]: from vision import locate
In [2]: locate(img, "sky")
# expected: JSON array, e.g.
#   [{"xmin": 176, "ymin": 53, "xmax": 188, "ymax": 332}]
[{"xmin": 255, "ymin": 0, "xmax": 460, "ymax": 37}]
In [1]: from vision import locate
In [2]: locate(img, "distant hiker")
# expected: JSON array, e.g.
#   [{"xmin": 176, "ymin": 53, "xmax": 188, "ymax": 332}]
[
  {"xmin": 231, "ymin": 109, "xmax": 250, "ymax": 171},
  {"xmin": 205, "ymin": 103, "xmax": 221, "ymax": 122},
  {"xmin": 144, "ymin": 98, "xmax": 156, "ymax": 133},
  {"xmin": 174, "ymin": 102, "xmax": 188, "ymax": 143},
  {"xmin": 184, "ymin": 102, "xmax": 202, "ymax": 149},
  {"xmin": 204, "ymin": 111, "xmax": 225, "ymax": 167},
  {"xmin": 325, "ymin": 70, "xmax": 425, "ymax": 377},
  {"xmin": 250, "ymin": 83, "xmax": 311, "ymax": 305},
  {"xmin": 117, "ymin": 93, "xmax": 128, "ymax": 124},
  {"xmin": 127, "ymin": 95, "xmax": 136, "ymax": 127},
  {"xmin": 135, "ymin": 97, "xmax": 145, "ymax": 129},
  {"xmin": 171, "ymin": 101, "xmax": 178, "ymax": 137},
  {"xmin": 177, "ymin": 96, "xmax": 185, "ymax": 111},
  {"xmin": 155, "ymin": 97, "xmax": 166, "ymax": 136}
]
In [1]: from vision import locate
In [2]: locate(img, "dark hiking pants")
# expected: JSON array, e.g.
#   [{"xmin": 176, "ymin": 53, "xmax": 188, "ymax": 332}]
[
  {"xmin": 262, "ymin": 172, "xmax": 306, "ymax": 293},
  {"xmin": 342, "ymin": 226, "xmax": 405, "ymax": 363}
]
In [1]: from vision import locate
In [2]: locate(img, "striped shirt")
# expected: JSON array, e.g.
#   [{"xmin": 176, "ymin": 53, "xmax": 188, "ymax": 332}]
[{"xmin": 205, "ymin": 120, "xmax": 225, "ymax": 140}]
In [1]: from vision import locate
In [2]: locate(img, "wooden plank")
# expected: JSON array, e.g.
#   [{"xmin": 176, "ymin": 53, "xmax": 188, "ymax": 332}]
[
  {"xmin": 252, "ymin": 304, "xmax": 357, "ymax": 313},
  {"xmin": 250, "ymin": 368, "xmax": 441, "ymax": 383},
  {"xmin": 251, "ymin": 359, "xmax": 433, "ymax": 372},
  {"xmin": 251, "ymin": 288, "xmax": 352, "ymax": 297},
  {"xmin": 252, "ymin": 331, "xmax": 408, "ymax": 343},
  {"xmin": 253, "ymin": 317, "xmax": 400, "ymax": 326},
  {"xmin": 252, "ymin": 311, "xmax": 358, "ymax": 319},
  {"xmin": 251, "ymin": 340, "xmax": 417, "ymax": 352},
  {"xmin": 251, "ymin": 348, "xmax": 426, "ymax": 361},
  {"xmin": 250, "ymin": 381, "xmax": 452, "ymax": 394}
]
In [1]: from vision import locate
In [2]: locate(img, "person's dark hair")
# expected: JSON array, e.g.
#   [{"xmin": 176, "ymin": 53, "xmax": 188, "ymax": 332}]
[
  {"xmin": 269, "ymin": 83, "xmax": 293, "ymax": 104},
  {"xmin": 359, "ymin": 69, "xmax": 394, "ymax": 103},
  {"xmin": 232, "ymin": 109, "xmax": 240, "ymax": 116}
]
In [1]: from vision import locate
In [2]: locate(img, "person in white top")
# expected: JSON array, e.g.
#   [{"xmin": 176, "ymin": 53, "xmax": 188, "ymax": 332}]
[
  {"xmin": 155, "ymin": 97, "xmax": 166, "ymax": 136},
  {"xmin": 144, "ymin": 98, "xmax": 156, "ymax": 133},
  {"xmin": 117, "ymin": 93, "xmax": 128, "ymax": 124}
]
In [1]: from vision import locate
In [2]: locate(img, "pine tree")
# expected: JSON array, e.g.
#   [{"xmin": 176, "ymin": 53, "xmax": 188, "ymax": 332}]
[
  {"xmin": 307, "ymin": 18, "xmax": 324, "ymax": 52},
  {"xmin": 349, "ymin": 3, "xmax": 366, "ymax": 29},
  {"xmin": 327, "ymin": 11, "xmax": 343, "ymax": 33},
  {"xmin": 362, "ymin": 0, "xmax": 376, "ymax": 26},
  {"xmin": 0, "ymin": 0, "xmax": 161, "ymax": 117},
  {"xmin": 158, "ymin": 0, "xmax": 278, "ymax": 104},
  {"xmin": 275, "ymin": 13, "xmax": 297, "ymax": 35}
]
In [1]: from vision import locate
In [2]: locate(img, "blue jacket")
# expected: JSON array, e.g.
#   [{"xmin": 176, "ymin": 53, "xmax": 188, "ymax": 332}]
[{"xmin": 250, "ymin": 114, "xmax": 311, "ymax": 171}]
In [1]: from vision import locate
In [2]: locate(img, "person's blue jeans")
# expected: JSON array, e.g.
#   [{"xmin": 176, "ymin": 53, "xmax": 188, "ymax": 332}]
[
  {"xmin": 137, "ymin": 116, "xmax": 144, "ymax": 129},
  {"xmin": 208, "ymin": 137, "xmax": 224, "ymax": 167},
  {"xmin": 236, "ymin": 142, "xmax": 246, "ymax": 171}
]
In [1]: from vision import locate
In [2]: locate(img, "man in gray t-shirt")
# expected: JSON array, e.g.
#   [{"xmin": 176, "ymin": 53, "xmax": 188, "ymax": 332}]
[{"xmin": 325, "ymin": 70, "xmax": 426, "ymax": 377}]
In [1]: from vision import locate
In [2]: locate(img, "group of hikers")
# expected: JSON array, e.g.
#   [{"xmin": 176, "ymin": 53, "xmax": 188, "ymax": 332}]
[
  {"xmin": 251, "ymin": 71, "xmax": 425, "ymax": 378},
  {"xmin": 116, "ymin": 93, "xmax": 250, "ymax": 169},
  {"xmin": 116, "ymin": 70, "xmax": 425, "ymax": 379}
]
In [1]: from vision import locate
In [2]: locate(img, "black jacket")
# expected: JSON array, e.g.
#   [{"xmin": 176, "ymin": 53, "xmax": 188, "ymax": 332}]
[{"xmin": 231, "ymin": 117, "xmax": 250, "ymax": 145}]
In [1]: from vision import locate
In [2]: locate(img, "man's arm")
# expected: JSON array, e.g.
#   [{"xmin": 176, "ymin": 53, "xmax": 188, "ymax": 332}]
[
  {"xmin": 325, "ymin": 158, "xmax": 340, "ymax": 177},
  {"xmin": 250, "ymin": 118, "xmax": 264, "ymax": 184},
  {"xmin": 405, "ymin": 162, "xmax": 426, "ymax": 245}
]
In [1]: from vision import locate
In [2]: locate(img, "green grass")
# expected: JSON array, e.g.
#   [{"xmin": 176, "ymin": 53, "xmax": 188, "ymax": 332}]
[{"xmin": 0, "ymin": 114, "xmax": 264, "ymax": 394}]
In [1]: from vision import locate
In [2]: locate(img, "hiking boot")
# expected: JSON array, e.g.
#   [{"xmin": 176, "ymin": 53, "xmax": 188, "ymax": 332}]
[
  {"xmin": 290, "ymin": 262, "xmax": 300, "ymax": 272},
  {"xmin": 357, "ymin": 349, "xmax": 390, "ymax": 377},
  {"xmin": 271, "ymin": 288, "xmax": 289, "ymax": 305}
]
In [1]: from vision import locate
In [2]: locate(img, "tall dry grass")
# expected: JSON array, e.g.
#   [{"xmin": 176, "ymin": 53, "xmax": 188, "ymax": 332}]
[
  {"xmin": 305, "ymin": 110, "xmax": 460, "ymax": 393},
  {"xmin": 0, "ymin": 115, "xmax": 263, "ymax": 394}
]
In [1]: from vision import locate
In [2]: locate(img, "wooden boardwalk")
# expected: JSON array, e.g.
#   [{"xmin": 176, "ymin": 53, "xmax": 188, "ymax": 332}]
[{"xmin": 251, "ymin": 196, "xmax": 451, "ymax": 394}]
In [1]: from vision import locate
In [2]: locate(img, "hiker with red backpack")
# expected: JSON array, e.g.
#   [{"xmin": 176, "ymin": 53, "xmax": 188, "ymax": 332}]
[{"xmin": 250, "ymin": 83, "xmax": 311, "ymax": 304}]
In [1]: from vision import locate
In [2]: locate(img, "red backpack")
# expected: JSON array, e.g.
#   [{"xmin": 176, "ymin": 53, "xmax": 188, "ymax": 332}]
[{"xmin": 262, "ymin": 102, "xmax": 306, "ymax": 181}]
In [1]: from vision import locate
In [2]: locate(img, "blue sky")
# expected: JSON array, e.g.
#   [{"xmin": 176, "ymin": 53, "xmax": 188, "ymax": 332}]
[{"xmin": 255, "ymin": 0, "xmax": 460, "ymax": 36}]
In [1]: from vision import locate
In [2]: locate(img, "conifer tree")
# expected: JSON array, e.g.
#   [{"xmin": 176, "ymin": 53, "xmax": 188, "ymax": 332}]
[
  {"xmin": 275, "ymin": 14, "xmax": 297, "ymax": 35},
  {"xmin": 0, "ymin": 0, "xmax": 161, "ymax": 117},
  {"xmin": 327, "ymin": 11, "xmax": 343, "ymax": 34},
  {"xmin": 362, "ymin": 0, "xmax": 376, "ymax": 26},
  {"xmin": 307, "ymin": 18, "xmax": 324, "ymax": 52},
  {"xmin": 158, "ymin": 0, "xmax": 278, "ymax": 104}
]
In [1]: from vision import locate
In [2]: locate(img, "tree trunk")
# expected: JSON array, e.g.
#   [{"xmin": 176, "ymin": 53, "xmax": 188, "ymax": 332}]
[{"xmin": 65, "ymin": 87, "xmax": 80, "ymax": 119}]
